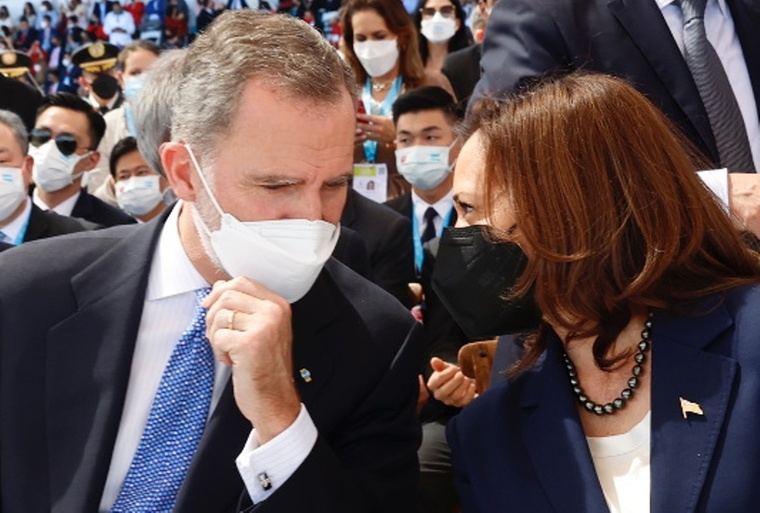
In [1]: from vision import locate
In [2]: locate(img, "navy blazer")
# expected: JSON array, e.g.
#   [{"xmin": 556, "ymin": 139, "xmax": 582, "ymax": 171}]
[
  {"xmin": 448, "ymin": 284, "xmax": 760, "ymax": 513},
  {"xmin": 475, "ymin": 0, "xmax": 760, "ymax": 168}
]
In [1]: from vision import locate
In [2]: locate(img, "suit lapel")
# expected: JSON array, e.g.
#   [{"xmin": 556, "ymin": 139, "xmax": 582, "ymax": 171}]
[
  {"xmin": 650, "ymin": 299, "xmax": 737, "ymax": 513},
  {"xmin": 23, "ymin": 204, "xmax": 50, "ymax": 241},
  {"xmin": 45, "ymin": 219, "xmax": 162, "ymax": 513},
  {"xmin": 71, "ymin": 189, "xmax": 92, "ymax": 220},
  {"xmin": 520, "ymin": 336, "xmax": 610, "ymax": 513},
  {"xmin": 607, "ymin": 0, "xmax": 717, "ymax": 157}
]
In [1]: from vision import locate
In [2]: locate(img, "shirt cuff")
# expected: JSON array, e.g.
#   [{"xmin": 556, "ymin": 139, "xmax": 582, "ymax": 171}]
[
  {"xmin": 697, "ymin": 168, "xmax": 729, "ymax": 212},
  {"xmin": 235, "ymin": 403, "xmax": 318, "ymax": 504}
]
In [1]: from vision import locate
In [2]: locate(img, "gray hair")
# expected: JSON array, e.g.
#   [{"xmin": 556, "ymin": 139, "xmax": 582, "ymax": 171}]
[
  {"xmin": 172, "ymin": 11, "xmax": 357, "ymax": 166},
  {"xmin": 133, "ymin": 49, "xmax": 187, "ymax": 176},
  {"xmin": 0, "ymin": 109, "xmax": 29, "ymax": 155}
]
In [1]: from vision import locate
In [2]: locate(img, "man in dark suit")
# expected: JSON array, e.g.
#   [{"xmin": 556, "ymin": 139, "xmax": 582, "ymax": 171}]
[
  {"xmin": 385, "ymin": 86, "xmax": 468, "ymax": 513},
  {"xmin": 0, "ymin": 109, "xmax": 93, "ymax": 253},
  {"xmin": 30, "ymin": 92, "xmax": 135, "ymax": 227},
  {"xmin": 475, "ymin": 0, "xmax": 760, "ymax": 234},
  {"xmin": 441, "ymin": 43, "xmax": 482, "ymax": 107},
  {"xmin": 0, "ymin": 12, "xmax": 420, "ymax": 513},
  {"xmin": 341, "ymin": 188, "xmax": 416, "ymax": 307}
]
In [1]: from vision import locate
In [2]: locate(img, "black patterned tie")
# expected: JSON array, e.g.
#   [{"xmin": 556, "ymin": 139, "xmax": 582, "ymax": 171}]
[
  {"xmin": 421, "ymin": 207, "xmax": 438, "ymax": 244},
  {"xmin": 680, "ymin": 0, "xmax": 755, "ymax": 171}
]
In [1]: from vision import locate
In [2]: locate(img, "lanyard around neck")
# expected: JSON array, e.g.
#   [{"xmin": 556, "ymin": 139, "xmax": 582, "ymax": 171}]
[{"xmin": 361, "ymin": 76, "xmax": 403, "ymax": 163}]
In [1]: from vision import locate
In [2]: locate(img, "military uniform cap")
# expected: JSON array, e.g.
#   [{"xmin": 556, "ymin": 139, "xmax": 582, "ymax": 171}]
[
  {"xmin": 0, "ymin": 50, "xmax": 33, "ymax": 79},
  {"xmin": 71, "ymin": 41, "xmax": 119, "ymax": 73}
]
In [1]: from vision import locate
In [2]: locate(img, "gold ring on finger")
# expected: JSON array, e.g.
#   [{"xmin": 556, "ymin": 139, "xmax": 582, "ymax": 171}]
[{"xmin": 227, "ymin": 310, "xmax": 237, "ymax": 331}]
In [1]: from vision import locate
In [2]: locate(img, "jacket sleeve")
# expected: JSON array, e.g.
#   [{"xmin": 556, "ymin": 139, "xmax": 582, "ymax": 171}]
[
  {"xmin": 473, "ymin": 0, "xmax": 570, "ymax": 102},
  {"xmin": 242, "ymin": 322, "xmax": 423, "ymax": 513}
]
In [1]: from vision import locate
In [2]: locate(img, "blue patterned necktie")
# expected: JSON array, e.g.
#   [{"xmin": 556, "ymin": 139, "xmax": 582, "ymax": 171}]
[{"xmin": 112, "ymin": 287, "xmax": 215, "ymax": 513}]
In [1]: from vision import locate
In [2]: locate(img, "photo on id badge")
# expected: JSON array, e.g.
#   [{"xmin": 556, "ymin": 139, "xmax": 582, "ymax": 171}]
[{"xmin": 353, "ymin": 163, "xmax": 388, "ymax": 203}]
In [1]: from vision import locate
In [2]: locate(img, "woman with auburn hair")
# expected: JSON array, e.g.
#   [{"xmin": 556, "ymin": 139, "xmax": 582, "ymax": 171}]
[
  {"xmin": 432, "ymin": 73, "xmax": 760, "ymax": 513},
  {"xmin": 340, "ymin": 0, "xmax": 454, "ymax": 199}
]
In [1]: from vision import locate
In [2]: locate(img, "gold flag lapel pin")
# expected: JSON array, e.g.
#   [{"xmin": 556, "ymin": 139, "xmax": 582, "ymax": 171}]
[{"xmin": 680, "ymin": 397, "xmax": 704, "ymax": 419}]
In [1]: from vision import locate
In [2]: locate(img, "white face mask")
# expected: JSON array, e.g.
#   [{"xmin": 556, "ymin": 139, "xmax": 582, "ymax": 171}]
[
  {"xmin": 421, "ymin": 13, "xmax": 457, "ymax": 43},
  {"xmin": 396, "ymin": 143, "xmax": 454, "ymax": 191},
  {"xmin": 115, "ymin": 175, "xmax": 164, "ymax": 217},
  {"xmin": 30, "ymin": 140, "xmax": 89, "ymax": 192},
  {"xmin": 123, "ymin": 74, "xmax": 146, "ymax": 103},
  {"xmin": 0, "ymin": 167, "xmax": 26, "ymax": 221},
  {"xmin": 186, "ymin": 145, "xmax": 340, "ymax": 303},
  {"xmin": 354, "ymin": 39, "xmax": 399, "ymax": 78}
]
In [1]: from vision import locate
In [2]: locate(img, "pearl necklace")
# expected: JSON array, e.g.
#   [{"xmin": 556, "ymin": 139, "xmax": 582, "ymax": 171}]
[
  {"xmin": 563, "ymin": 313, "xmax": 653, "ymax": 416},
  {"xmin": 371, "ymin": 80, "xmax": 393, "ymax": 92}
]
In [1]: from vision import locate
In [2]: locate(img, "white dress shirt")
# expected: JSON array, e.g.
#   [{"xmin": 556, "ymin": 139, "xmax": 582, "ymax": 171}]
[
  {"xmin": 0, "ymin": 197, "xmax": 32, "ymax": 244},
  {"xmin": 587, "ymin": 412, "xmax": 651, "ymax": 513},
  {"xmin": 657, "ymin": 0, "xmax": 760, "ymax": 171},
  {"xmin": 33, "ymin": 188, "xmax": 81, "ymax": 217},
  {"xmin": 411, "ymin": 189, "xmax": 455, "ymax": 239},
  {"xmin": 99, "ymin": 202, "xmax": 317, "ymax": 511}
]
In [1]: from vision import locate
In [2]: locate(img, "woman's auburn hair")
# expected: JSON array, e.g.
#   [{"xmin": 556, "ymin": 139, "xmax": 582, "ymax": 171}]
[
  {"xmin": 474, "ymin": 72, "xmax": 760, "ymax": 373},
  {"xmin": 340, "ymin": 0, "xmax": 426, "ymax": 88}
]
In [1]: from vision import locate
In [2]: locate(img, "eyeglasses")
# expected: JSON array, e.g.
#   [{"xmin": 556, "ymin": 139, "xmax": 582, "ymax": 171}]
[
  {"xmin": 29, "ymin": 128, "xmax": 81, "ymax": 156},
  {"xmin": 420, "ymin": 5, "xmax": 455, "ymax": 18}
]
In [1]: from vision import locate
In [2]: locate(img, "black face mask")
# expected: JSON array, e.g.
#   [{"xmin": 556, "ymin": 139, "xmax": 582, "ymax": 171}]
[
  {"xmin": 91, "ymin": 73, "xmax": 119, "ymax": 100},
  {"xmin": 432, "ymin": 225, "xmax": 542, "ymax": 340}
]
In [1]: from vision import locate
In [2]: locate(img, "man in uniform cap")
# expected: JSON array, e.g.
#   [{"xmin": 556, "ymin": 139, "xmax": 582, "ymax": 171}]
[{"xmin": 72, "ymin": 41, "xmax": 124, "ymax": 115}]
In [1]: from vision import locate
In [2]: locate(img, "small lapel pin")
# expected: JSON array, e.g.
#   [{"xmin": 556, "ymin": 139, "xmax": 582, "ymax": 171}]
[
  {"xmin": 680, "ymin": 397, "xmax": 704, "ymax": 419},
  {"xmin": 299, "ymin": 368, "xmax": 312, "ymax": 383}
]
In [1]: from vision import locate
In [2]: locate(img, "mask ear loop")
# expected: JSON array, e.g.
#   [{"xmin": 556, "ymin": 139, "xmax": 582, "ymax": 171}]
[{"xmin": 185, "ymin": 143, "xmax": 225, "ymax": 218}]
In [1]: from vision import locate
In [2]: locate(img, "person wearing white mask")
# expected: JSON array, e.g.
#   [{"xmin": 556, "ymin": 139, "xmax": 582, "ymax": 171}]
[
  {"xmin": 93, "ymin": 40, "xmax": 162, "ymax": 202},
  {"xmin": 341, "ymin": 0, "xmax": 455, "ymax": 199},
  {"xmin": 414, "ymin": 0, "xmax": 472, "ymax": 73},
  {"xmin": 385, "ymin": 85, "xmax": 468, "ymax": 513},
  {"xmin": 110, "ymin": 136, "xmax": 170, "ymax": 222},
  {"xmin": 0, "ymin": 109, "xmax": 92, "ymax": 253},
  {"xmin": 30, "ymin": 93, "xmax": 135, "ymax": 227},
  {"xmin": 0, "ymin": 12, "xmax": 421, "ymax": 512}
]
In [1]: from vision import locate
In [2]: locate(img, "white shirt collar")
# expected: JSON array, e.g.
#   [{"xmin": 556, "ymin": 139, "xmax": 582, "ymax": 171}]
[
  {"xmin": 411, "ymin": 188, "xmax": 455, "ymax": 220},
  {"xmin": 145, "ymin": 201, "xmax": 209, "ymax": 301},
  {"xmin": 656, "ymin": 0, "xmax": 728, "ymax": 16},
  {"xmin": 0, "ymin": 197, "xmax": 32, "ymax": 244},
  {"xmin": 33, "ymin": 188, "xmax": 81, "ymax": 216}
]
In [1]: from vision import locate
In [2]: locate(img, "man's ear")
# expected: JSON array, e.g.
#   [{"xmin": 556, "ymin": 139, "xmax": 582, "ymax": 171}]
[
  {"xmin": 162, "ymin": 142, "xmax": 199, "ymax": 202},
  {"xmin": 20, "ymin": 155, "xmax": 33, "ymax": 188}
]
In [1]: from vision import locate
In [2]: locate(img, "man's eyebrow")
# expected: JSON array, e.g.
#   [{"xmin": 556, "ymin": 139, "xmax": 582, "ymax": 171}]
[
  {"xmin": 324, "ymin": 172, "xmax": 353, "ymax": 185},
  {"xmin": 245, "ymin": 174, "xmax": 306, "ymax": 186}
]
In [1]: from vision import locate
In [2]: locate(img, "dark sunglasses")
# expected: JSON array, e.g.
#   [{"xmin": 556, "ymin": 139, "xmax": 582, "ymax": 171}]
[
  {"xmin": 420, "ymin": 5, "xmax": 455, "ymax": 18},
  {"xmin": 29, "ymin": 128, "xmax": 80, "ymax": 156}
]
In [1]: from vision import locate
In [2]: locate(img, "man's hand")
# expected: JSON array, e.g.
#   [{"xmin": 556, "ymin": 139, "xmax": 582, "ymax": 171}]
[
  {"xmin": 204, "ymin": 277, "xmax": 301, "ymax": 444},
  {"xmin": 426, "ymin": 357, "xmax": 478, "ymax": 408},
  {"xmin": 728, "ymin": 173, "xmax": 760, "ymax": 237}
]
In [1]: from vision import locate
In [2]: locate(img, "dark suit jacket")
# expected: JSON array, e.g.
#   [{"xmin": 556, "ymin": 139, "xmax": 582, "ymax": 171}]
[
  {"xmin": 449, "ymin": 285, "xmax": 760, "ymax": 513},
  {"xmin": 385, "ymin": 192, "xmax": 467, "ymax": 422},
  {"xmin": 341, "ymin": 189, "xmax": 415, "ymax": 307},
  {"xmin": 0, "ymin": 204, "xmax": 93, "ymax": 253},
  {"xmin": 442, "ymin": 44, "xmax": 483, "ymax": 108},
  {"xmin": 333, "ymin": 225, "xmax": 372, "ymax": 279},
  {"xmin": 0, "ymin": 241, "xmax": 12, "ymax": 253},
  {"xmin": 71, "ymin": 189, "xmax": 136, "ymax": 227},
  {"xmin": 475, "ymin": 0, "xmax": 760, "ymax": 168},
  {"xmin": 0, "ymin": 213, "xmax": 422, "ymax": 513}
]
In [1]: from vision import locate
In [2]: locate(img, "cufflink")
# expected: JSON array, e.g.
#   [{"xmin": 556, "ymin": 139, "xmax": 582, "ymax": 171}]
[
  {"xmin": 299, "ymin": 368, "xmax": 312, "ymax": 383},
  {"xmin": 258, "ymin": 472, "xmax": 272, "ymax": 491}
]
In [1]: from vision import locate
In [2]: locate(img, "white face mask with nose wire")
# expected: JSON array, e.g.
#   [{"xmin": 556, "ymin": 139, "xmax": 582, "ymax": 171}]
[{"xmin": 185, "ymin": 144, "xmax": 340, "ymax": 303}]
